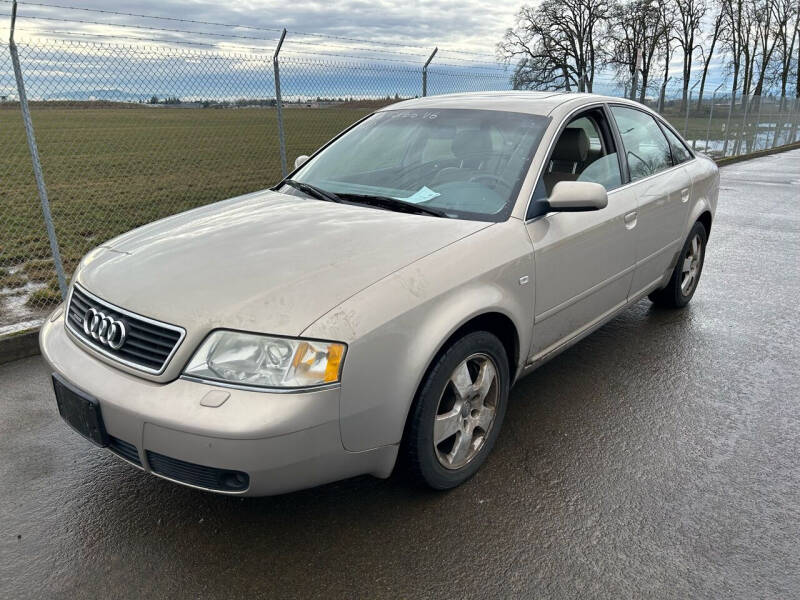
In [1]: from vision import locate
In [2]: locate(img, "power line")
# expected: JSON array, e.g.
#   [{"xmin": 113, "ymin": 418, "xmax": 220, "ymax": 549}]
[
  {"xmin": 1, "ymin": 0, "xmax": 500, "ymax": 61},
  {"xmin": 12, "ymin": 14, "xmax": 506, "ymax": 66},
  {"xmin": 10, "ymin": 26, "xmax": 510, "ymax": 72},
  {"xmin": 11, "ymin": 26, "xmax": 273, "ymax": 53},
  {"xmin": 17, "ymin": 14, "xmax": 286, "ymax": 43}
]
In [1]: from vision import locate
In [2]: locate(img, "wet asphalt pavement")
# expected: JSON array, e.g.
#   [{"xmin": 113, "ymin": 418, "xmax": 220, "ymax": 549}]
[{"xmin": 2, "ymin": 150, "xmax": 799, "ymax": 599}]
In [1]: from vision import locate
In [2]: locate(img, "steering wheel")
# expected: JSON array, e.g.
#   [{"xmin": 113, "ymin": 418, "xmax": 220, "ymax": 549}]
[{"xmin": 468, "ymin": 173, "xmax": 511, "ymax": 192}]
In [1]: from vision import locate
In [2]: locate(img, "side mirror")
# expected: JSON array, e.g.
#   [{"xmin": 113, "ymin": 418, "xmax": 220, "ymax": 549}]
[
  {"xmin": 547, "ymin": 181, "xmax": 608, "ymax": 212},
  {"xmin": 294, "ymin": 155, "xmax": 309, "ymax": 169}
]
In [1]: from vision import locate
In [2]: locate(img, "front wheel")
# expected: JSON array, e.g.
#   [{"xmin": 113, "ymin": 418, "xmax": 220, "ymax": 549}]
[
  {"xmin": 649, "ymin": 221, "xmax": 708, "ymax": 308},
  {"xmin": 402, "ymin": 331, "xmax": 510, "ymax": 490}
]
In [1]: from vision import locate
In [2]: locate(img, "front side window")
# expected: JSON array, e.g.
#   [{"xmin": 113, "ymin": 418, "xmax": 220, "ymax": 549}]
[
  {"xmin": 660, "ymin": 123, "xmax": 693, "ymax": 164},
  {"xmin": 541, "ymin": 112, "xmax": 623, "ymax": 196},
  {"xmin": 285, "ymin": 109, "xmax": 550, "ymax": 221},
  {"xmin": 528, "ymin": 108, "xmax": 623, "ymax": 218},
  {"xmin": 610, "ymin": 106, "xmax": 673, "ymax": 181}
]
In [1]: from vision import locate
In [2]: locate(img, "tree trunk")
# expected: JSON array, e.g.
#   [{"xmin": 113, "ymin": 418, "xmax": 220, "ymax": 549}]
[
  {"xmin": 639, "ymin": 66, "xmax": 650, "ymax": 103},
  {"xmin": 796, "ymin": 32, "xmax": 800, "ymax": 98},
  {"xmin": 682, "ymin": 36, "xmax": 694, "ymax": 113},
  {"xmin": 696, "ymin": 17, "xmax": 721, "ymax": 111}
]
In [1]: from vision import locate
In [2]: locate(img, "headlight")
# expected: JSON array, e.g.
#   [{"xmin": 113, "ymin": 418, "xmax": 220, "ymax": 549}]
[{"xmin": 183, "ymin": 331, "xmax": 345, "ymax": 389}]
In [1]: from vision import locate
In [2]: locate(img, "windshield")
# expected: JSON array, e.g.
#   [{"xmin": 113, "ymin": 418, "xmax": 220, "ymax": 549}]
[{"xmin": 282, "ymin": 108, "xmax": 550, "ymax": 221}]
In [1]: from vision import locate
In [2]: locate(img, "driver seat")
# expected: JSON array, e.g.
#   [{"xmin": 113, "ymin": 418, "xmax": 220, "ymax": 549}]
[
  {"xmin": 543, "ymin": 128, "xmax": 589, "ymax": 195},
  {"xmin": 432, "ymin": 129, "xmax": 494, "ymax": 185}
]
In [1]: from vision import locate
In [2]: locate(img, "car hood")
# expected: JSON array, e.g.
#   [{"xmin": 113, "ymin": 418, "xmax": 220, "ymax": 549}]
[{"xmin": 76, "ymin": 189, "xmax": 491, "ymax": 337}]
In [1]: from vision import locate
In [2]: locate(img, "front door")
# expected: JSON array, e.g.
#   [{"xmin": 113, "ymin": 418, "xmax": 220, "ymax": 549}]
[{"xmin": 526, "ymin": 106, "xmax": 637, "ymax": 362}]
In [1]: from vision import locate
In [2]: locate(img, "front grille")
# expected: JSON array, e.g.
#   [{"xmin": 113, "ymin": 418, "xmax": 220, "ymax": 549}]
[
  {"xmin": 146, "ymin": 451, "xmax": 250, "ymax": 492},
  {"xmin": 108, "ymin": 436, "xmax": 142, "ymax": 466},
  {"xmin": 66, "ymin": 284, "xmax": 184, "ymax": 374}
]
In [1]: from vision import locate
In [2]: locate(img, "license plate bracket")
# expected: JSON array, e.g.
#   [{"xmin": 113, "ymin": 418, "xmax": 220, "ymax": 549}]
[{"xmin": 52, "ymin": 374, "xmax": 108, "ymax": 447}]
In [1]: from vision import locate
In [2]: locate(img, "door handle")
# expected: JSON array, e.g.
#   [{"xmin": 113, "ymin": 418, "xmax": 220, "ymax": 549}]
[
  {"xmin": 624, "ymin": 211, "xmax": 638, "ymax": 229},
  {"xmin": 681, "ymin": 188, "xmax": 690, "ymax": 203}
]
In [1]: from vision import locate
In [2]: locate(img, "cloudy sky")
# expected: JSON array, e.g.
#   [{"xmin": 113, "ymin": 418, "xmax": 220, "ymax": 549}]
[
  {"xmin": 1, "ymin": 0, "xmax": 721, "ymax": 102},
  {"xmin": 1, "ymin": 0, "xmax": 525, "ymax": 63}
]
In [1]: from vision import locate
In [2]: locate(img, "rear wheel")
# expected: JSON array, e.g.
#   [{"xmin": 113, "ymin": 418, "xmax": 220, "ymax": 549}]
[
  {"xmin": 402, "ymin": 331, "xmax": 509, "ymax": 490},
  {"xmin": 649, "ymin": 221, "xmax": 707, "ymax": 308}
]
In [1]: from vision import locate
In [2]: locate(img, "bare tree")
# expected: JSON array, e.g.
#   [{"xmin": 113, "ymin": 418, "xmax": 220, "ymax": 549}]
[
  {"xmin": 498, "ymin": 0, "xmax": 611, "ymax": 92},
  {"xmin": 696, "ymin": 1, "xmax": 725, "ymax": 109},
  {"xmin": 720, "ymin": 0, "xmax": 748, "ymax": 102},
  {"xmin": 673, "ymin": 0, "xmax": 708, "ymax": 109},
  {"xmin": 499, "ymin": 0, "xmax": 798, "ymax": 102},
  {"xmin": 751, "ymin": 0, "xmax": 781, "ymax": 96},
  {"xmin": 794, "ymin": 14, "xmax": 800, "ymax": 98},
  {"xmin": 768, "ymin": 0, "xmax": 799, "ymax": 99},
  {"xmin": 608, "ymin": 0, "xmax": 666, "ymax": 101},
  {"xmin": 657, "ymin": 0, "xmax": 679, "ymax": 108}
]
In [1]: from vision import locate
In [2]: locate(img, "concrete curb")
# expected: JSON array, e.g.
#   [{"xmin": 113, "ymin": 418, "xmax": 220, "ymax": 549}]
[
  {"xmin": 0, "ymin": 328, "xmax": 40, "ymax": 365},
  {"xmin": 1, "ymin": 142, "xmax": 799, "ymax": 367},
  {"xmin": 715, "ymin": 141, "xmax": 800, "ymax": 168}
]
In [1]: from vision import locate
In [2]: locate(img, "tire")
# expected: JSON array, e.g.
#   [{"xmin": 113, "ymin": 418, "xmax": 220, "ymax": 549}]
[
  {"xmin": 402, "ymin": 330, "xmax": 510, "ymax": 490},
  {"xmin": 649, "ymin": 221, "xmax": 708, "ymax": 308}
]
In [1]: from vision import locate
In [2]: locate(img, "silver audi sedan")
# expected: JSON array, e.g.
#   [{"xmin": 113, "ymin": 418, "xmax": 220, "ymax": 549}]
[{"xmin": 40, "ymin": 92, "xmax": 718, "ymax": 495}]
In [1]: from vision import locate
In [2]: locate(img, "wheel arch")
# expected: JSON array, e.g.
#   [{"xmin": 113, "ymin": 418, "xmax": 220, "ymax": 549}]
[
  {"xmin": 432, "ymin": 311, "xmax": 520, "ymax": 384},
  {"xmin": 687, "ymin": 196, "xmax": 713, "ymax": 240},
  {"xmin": 697, "ymin": 210, "xmax": 712, "ymax": 238},
  {"xmin": 398, "ymin": 309, "xmax": 520, "ymax": 456}
]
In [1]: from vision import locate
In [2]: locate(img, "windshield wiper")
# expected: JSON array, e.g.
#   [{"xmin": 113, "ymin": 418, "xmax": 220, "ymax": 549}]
[
  {"xmin": 283, "ymin": 179, "xmax": 343, "ymax": 204},
  {"xmin": 337, "ymin": 193, "xmax": 448, "ymax": 218}
]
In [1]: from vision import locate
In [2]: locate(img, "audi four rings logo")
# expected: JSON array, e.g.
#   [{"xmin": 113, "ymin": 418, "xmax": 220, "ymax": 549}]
[{"xmin": 82, "ymin": 307, "xmax": 127, "ymax": 350}]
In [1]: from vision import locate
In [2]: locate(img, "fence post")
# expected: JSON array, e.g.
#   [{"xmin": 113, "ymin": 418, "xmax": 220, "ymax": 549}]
[
  {"xmin": 790, "ymin": 98, "xmax": 800, "ymax": 144},
  {"xmin": 734, "ymin": 94, "xmax": 750, "ymax": 156},
  {"xmin": 722, "ymin": 88, "xmax": 736, "ymax": 157},
  {"xmin": 422, "ymin": 47, "xmax": 437, "ymax": 97},
  {"xmin": 704, "ymin": 93, "xmax": 715, "ymax": 154},
  {"xmin": 8, "ymin": 0, "xmax": 67, "ymax": 299},
  {"xmin": 704, "ymin": 82, "xmax": 725, "ymax": 155},
  {"xmin": 273, "ymin": 28, "xmax": 287, "ymax": 177},
  {"xmin": 753, "ymin": 94, "xmax": 763, "ymax": 151},
  {"xmin": 684, "ymin": 80, "xmax": 699, "ymax": 143},
  {"xmin": 770, "ymin": 96, "xmax": 784, "ymax": 148}
]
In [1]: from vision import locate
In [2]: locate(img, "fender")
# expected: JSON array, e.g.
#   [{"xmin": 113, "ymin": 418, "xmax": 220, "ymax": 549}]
[
  {"xmin": 687, "ymin": 197, "xmax": 712, "ymax": 233},
  {"xmin": 685, "ymin": 156, "xmax": 719, "ymax": 237},
  {"xmin": 302, "ymin": 220, "xmax": 535, "ymax": 452}
]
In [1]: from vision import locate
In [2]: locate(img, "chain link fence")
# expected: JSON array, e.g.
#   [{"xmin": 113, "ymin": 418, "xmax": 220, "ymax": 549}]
[{"xmin": 2, "ymin": 36, "xmax": 800, "ymax": 335}]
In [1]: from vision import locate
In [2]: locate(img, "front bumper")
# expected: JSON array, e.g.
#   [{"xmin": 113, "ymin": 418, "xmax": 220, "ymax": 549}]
[{"xmin": 39, "ymin": 313, "xmax": 397, "ymax": 496}]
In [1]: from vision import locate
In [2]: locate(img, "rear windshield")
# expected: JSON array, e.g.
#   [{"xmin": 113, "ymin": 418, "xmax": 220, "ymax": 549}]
[{"xmin": 286, "ymin": 108, "xmax": 550, "ymax": 221}]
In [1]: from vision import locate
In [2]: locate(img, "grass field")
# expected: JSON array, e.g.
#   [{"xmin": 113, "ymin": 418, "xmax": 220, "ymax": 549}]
[
  {"xmin": 1, "ymin": 102, "xmax": 797, "ymax": 327},
  {"xmin": 0, "ymin": 105, "xmax": 373, "ymax": 322}
]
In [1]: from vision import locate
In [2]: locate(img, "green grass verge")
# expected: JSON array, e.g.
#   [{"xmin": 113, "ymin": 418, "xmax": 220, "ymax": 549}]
[{"xmin": 0, "ymin": 105, "xmax": 373, "ymax": 302}]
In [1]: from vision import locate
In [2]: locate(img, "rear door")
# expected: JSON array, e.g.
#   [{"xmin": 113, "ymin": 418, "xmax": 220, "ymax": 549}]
[{"xmin": 609, "ymin": 105, "xmax": 690, "ymax": 297}]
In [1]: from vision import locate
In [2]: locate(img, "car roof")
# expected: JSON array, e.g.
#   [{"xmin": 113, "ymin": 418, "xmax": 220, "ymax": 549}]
[{"xmin": 378, "ymin": 91, "xmax": 640, "ymax": 117}]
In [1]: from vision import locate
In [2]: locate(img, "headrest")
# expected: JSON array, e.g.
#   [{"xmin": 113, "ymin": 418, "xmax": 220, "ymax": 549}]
[
  {"xmin": 552, "ymin": 128, "xmax": 589, "ymax": 162},
  {"xmin": 451, "ymin": 129, "xmax": 492, "ymax": 160}
]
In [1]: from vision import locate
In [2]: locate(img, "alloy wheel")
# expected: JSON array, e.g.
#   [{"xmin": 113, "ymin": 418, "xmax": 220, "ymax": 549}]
[
  {"xmin": 433, "ymin": 353, "xmax": 499, "ymax": 470},
  {"xmin": 680, "ymin": 233, "xmax": 703, "ymax": 296}
]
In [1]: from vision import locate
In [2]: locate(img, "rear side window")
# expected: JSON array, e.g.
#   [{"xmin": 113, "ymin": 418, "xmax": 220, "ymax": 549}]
[
  {"xmin": 660, "ymin": 123, "xmax": 693, "ymax": 164},
  {"xmin": 610, "ymin": 106, "xmax": 673, "ymax": 181}
]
